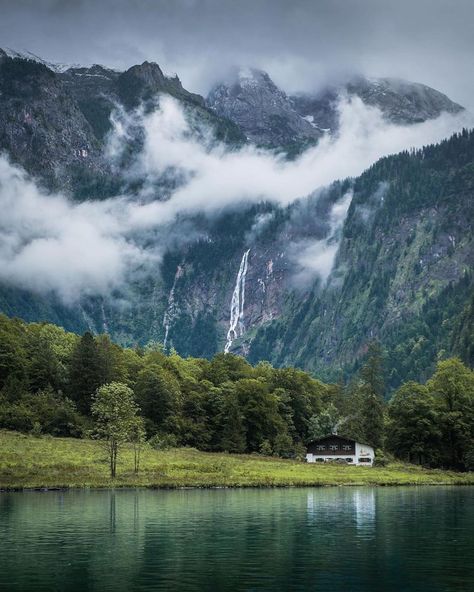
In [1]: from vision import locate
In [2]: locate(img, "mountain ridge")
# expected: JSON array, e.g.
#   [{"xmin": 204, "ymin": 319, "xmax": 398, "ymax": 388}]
[{"xmin": 208, "ymin": 67, "xmax": 464, "ymax": 153}]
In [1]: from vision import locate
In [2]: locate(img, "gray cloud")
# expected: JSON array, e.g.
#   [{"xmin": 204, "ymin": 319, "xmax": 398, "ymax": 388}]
[{"xmin": 0, "ymin": 0, "xmax": 473, "ymax": 108}]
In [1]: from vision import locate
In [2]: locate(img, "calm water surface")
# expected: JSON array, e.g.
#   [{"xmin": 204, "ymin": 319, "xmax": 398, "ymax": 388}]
[{"xmin": 0, "ymin": 487, "xmax": 473, "ymax": 591}]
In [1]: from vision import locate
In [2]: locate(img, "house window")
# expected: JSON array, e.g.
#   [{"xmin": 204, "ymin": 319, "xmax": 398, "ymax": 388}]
[
  {"xmin": 358, "ymin": 458, "xmax": 372, "ymax": 463},
  {"xmin": 342, "ymin": 445, "xmax": 351, "ymax": 451},
  {"xmin": 330, "ymin": 444, "xmax": 338, "ymax": 451},
  {"xmin": 316, "ymin": 445, "xmax": 326, "ymax": 451}
]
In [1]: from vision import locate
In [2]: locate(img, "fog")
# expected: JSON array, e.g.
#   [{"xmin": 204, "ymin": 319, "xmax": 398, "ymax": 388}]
[{"xmin": 0, "ymin": 96, "xmax": 470, "ymax": 301}]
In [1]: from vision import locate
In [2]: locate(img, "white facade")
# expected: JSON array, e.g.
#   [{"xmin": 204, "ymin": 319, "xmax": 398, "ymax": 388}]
[{"xmin": 306, "ymin": 441, "xmax": 375, "ymax": 466}]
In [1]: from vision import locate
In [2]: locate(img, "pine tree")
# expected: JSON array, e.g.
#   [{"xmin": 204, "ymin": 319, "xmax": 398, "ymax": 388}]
[
  {"xmin": 68, "ymin": 332, "xmax": 103, "ymax": 414},
  {"xmin": 360, "ymin": 341, "xmax": 385, "ymax": 398},
  {"xmin": 220, "ymin": 394, "xmax": 246, "ymax": 453},
  {"xmin": 359, "ymin": 341, "xmax": 386, "ymax": 448},
  {"xmin": 27, "ymin": 330, "xmax": 60, "ymax": 392}
]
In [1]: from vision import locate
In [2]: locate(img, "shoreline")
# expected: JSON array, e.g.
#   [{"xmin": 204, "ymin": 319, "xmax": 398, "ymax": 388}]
[
  {"xmin": 2, "ymin": 481, "xmax": 474, "ymax": 493},
  {"xmin": 2, "ymin": 431, "xmax": 473, "ymax": 491}
]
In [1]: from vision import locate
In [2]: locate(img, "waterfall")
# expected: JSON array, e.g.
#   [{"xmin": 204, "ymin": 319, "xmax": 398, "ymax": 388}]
[
  {"xmin": 100, "ymin": 302, "xmax": 109, "ymax": 334},
  {"xmin": 79, "ymin": 304, "xmax": 97, "ymax": 334},
  {"xmin": 163, "ymin": 265, "xmax": 183, "ymax": 349},
  {"xmin": 225, "ymin": 249, "xmax": 250, "ymax": 353}
]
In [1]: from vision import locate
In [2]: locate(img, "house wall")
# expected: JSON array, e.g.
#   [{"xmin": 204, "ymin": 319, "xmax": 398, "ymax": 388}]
[
  {"xmin": 355, "ymin": 442, "xmax": 375, "ymax": 464},
  {"xmin": 306, "ymin": 442, "xmax": 375, "ymax": 466}
]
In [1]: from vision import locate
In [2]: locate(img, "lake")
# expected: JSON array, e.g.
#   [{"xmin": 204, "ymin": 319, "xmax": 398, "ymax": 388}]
[{"xmin": 0, "ymin": 487, "xmax": 473, "ymax": 591}]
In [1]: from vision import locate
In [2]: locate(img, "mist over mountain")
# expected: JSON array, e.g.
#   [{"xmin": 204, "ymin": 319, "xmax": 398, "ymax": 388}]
[{"xmin": 0, "ymin": 47, "xmax": 472, "ymax": 388}]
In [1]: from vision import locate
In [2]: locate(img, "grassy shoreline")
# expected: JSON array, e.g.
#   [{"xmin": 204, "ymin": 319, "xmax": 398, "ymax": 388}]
[{"xmin": 1, "ymin": 430, "xmax": 473, "ymax": 490}]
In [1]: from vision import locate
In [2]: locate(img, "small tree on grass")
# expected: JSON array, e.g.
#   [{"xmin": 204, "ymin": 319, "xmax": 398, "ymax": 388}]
[{"xmin": 91, "ymin": 382, "xmax": 141, "ymax": 478}]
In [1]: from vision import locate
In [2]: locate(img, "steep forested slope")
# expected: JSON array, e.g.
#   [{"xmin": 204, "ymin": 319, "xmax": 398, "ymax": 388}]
[{"xmin": 249, "ymin": 130, "xmax": 474, "ymax": 388}]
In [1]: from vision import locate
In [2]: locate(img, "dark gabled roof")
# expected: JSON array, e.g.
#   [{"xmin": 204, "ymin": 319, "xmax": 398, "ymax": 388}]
[{"xmin": 306, "ymin": 434, "xmax": 356, "ymax": 446}]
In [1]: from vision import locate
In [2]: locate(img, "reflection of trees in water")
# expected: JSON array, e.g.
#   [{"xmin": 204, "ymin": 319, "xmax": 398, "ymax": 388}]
[{"xmin": 109, "ymin": 491, "xmax": 116, "ymax": 533}]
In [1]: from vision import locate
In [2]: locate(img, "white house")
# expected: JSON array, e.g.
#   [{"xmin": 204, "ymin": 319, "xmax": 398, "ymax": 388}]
[{"xmin": 306, "ymin": 434, "xmax": 375, "ymax": 466}]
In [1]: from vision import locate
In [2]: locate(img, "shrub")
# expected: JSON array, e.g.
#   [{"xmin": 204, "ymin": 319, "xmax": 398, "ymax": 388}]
[
  {"xmin": 0, "ymin": 391, "xmax": 84, "ymax": 437},
  {"xmin": 374, "ymin": 448, "xmax": 389, "ymax": 467},
  {"xmin": 259, "ymin": 439, "xmax": 273, "ymax": 456},
  {"xmin": 148, "ymin": 433, "xmax": 179, "ymax": 450},
  {"xmin": 31, "ymin": 421, "xmax": 42, "ymax": 437},
  {"xmin": 0, "ymin": 401, "xmax": 35, "ymax": 432}
]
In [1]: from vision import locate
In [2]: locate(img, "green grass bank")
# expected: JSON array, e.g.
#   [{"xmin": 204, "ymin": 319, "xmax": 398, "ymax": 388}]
[{"xmin": 1, "ymin": 430, "xmax": 473, "ymax": 490}]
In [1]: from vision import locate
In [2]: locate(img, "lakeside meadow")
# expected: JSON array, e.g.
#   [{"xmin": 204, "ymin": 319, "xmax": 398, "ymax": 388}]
[{"xmin": 1, "ymin": 430, "xmax": 473, "ymax": 490}]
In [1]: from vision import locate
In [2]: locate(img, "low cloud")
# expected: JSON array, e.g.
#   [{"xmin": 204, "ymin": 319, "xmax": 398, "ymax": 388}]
[
  {"xmin": 289, "ymin": 191, "xmax": 353, "ymax": 288},
  {"xmin": 0, "ymin": 95, "xmax": 470, "ymax": 303},
  {"xmin": 124, "ymin": 96, "xmax": 472, "ymax": 225},
  {"xmin": 0, "ymin": 159, "xmax": 149, "ymax": 303}
]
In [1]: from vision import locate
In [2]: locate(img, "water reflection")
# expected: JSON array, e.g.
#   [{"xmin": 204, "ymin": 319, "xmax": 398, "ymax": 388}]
[
  {"xmin": 353, "ymin": 488, "xmax": 375, "ymax": 530},
  {"xmin": 0, "ymin": 487, "xmax": 473, "ymax": 592},
  {"xmin": 306, "ymin": 487, "xmax": 375, "ymax": 532}
]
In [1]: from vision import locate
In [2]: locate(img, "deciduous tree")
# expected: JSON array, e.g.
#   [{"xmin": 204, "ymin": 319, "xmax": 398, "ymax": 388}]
[{"xmin": 91, "ymin": 382, "xmax": 141, "ymax": 478}]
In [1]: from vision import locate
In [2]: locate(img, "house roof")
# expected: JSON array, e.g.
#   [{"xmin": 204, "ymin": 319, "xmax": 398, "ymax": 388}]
[
  {"xmin": 306, "ymin": 434, "xmax": 374, "ymax": 449},
  {"xmin": 306, "ymin": 434, "xmax": 356, "ymax": 446}
]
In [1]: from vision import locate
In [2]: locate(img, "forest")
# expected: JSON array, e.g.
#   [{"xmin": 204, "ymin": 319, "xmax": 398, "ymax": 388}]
[{"xmin": 0, "ymin": 313, "xmax": 473, "ymax": 471}]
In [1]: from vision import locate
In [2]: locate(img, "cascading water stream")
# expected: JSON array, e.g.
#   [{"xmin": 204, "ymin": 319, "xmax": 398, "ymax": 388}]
[
  {"xmin": 225, "ymin": 249, "xmax": 250, "ymax": 353},
  {"xmin": 78, "ymin": 304, "xmax": 97, "ymax": 334},
  {"xmin": 163, "ymin": 265, "xmax": 183, "ymax": 349}
]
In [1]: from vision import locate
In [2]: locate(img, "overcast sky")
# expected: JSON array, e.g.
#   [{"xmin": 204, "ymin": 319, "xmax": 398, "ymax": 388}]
[{"xmin": 0, "ymin": 0, "xmax": 473, "ymax": 108}]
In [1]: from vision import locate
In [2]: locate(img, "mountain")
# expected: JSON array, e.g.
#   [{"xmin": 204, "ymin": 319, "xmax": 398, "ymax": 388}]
[
  {"xmin": 0, "ymin": 50, "xmax": 245, "ymax": 197},
  {"xmin": 207, "ymin": 68, "xmax": 322, "ymax": 153},
  {"xmin": 208, "ymin": 69, "xmax": 464, "ymax": 152},
  {"xmin": 290, "ymin": 76, "xmax": 464, "ymax": 131},
  {"xmin": 0, "ymin": 49, "xmax": 472, "ymax": 390},
  {"xmin": 0, "ymin": 49, "xmax": 110, "ymax": 195}
]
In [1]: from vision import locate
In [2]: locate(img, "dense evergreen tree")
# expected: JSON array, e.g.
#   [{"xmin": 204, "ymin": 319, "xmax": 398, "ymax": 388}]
[
  {"xmin": 0, "ymin": 317, "xmax": 27, "ymax": 392},
  {"xmin": 27, "ymin": 328, "xmax": 61, "ymax": 393},
  {"xmin": 359, "ymin": 342, "xmax": 386, "ymax": 448},
  {"xmin": 134, "ymin": 364, "xmax": 180, "ymax": 434},
  {"xmin": 386, "ymin": 382, "xmax": 441, "ymax": 465},
  {"xmin": 68, "ymin": 332, "xmax": 103, "ymax": 414},
  {"xmin": 359, "ymin": 341, "xmax": 385, "ymax": 398},
  {"xmin": 236, "ymin": 378, "xmax": 282, "ymax": 452},
  {"xmin": 220, "ymin": 390, "xmax": 246, "ymax": 453}
]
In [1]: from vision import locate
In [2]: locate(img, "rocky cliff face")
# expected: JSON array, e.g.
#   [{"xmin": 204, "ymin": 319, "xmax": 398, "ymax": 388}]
[
  {"xmin": 0, "ymin": 49, "xmax": 109, "ymax": 195},
  {"xmin": 248, "ymin": 130, "xmax": 474, "ymax": 387},
  {"xmin": 207, "ymin": 68, "xmax": 322, "ymax": 152}
]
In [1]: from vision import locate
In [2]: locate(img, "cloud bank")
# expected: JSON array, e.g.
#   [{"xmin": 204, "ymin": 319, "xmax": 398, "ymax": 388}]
[
  {"xmin": 0, "ymin": 96, "xmax": 470, "ymax": 302},
  {"xmin": 129, "ymin": 96, "xmax": 471, "ymax": 223},
  {"xmin": 0, "ymin": 159, "xmax": 149, "ymax": 303}
]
